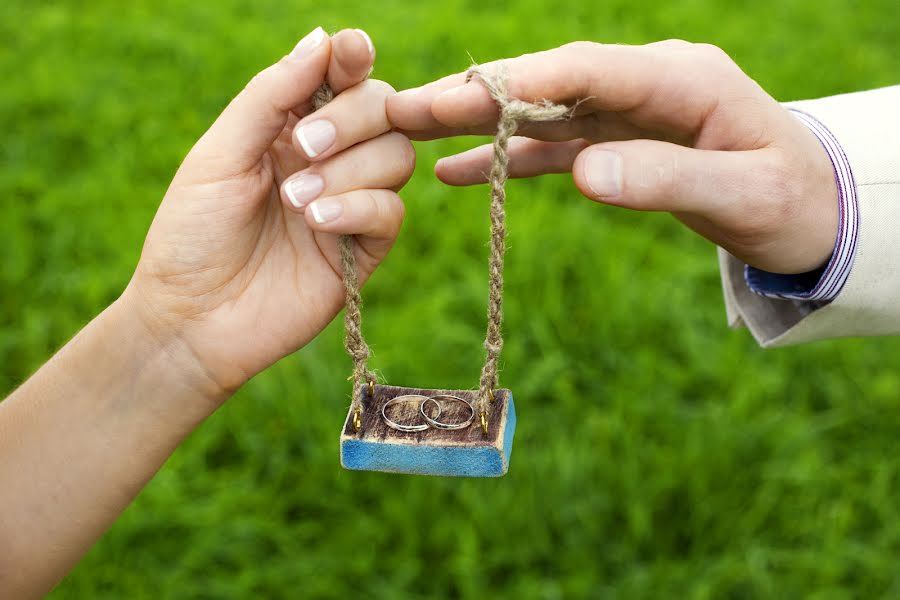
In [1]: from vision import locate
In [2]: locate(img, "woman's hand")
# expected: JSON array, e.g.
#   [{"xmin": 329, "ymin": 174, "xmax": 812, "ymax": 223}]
[
  {"xmin": 2, "ymin": 28, "xmax": 417, "ymax": 597},
  {"xmin": 126, "ymin": 27, "xmax": 413, "ymax": 400},
  {"xmin": 387, "ymin": 40, "xmax": 837, "ymax": 276}
]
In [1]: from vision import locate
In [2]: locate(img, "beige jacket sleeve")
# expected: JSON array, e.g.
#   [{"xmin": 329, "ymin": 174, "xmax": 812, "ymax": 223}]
[{"xmin": 720, "ymin": 85, "xmax": 900, "ymax": 347}]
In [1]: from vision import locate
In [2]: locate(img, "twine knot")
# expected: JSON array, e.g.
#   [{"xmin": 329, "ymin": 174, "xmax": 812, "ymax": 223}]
[
  {"xmin": 311, "ymin": 84, "xmax": 334, "ymax": 111},
  {"xmin": 466, "ymin": 65, "xmax": 571, "ymax": 124}
]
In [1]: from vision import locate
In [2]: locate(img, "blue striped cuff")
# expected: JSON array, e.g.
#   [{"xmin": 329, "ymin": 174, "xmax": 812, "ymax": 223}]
[{"xmin": 744, "ymin": 108, "xmax": 859, "ymax": 302}]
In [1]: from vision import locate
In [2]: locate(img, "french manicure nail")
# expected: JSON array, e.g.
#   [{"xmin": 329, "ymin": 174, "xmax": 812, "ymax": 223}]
[
  {"xmin": 284, "ymin": 173, "xmax": 325, "ymax": 208},
  {"xmin": 309, "ymin": 198, "xmax": 343, "ymax": 224},
  {"xmin": 290, "ymin": 26, "xmax": 326, "ymax": 59},
  {"xmin": 584, "ymin": 150, "xmax": 623, "ymax": 198},
  {"xmin": 354, "ymin": 29, "xmax": 374, "ymax": 55},
  {"xmin": 296, "ymin": 120, "xmax": 336, "ymax": 158}
]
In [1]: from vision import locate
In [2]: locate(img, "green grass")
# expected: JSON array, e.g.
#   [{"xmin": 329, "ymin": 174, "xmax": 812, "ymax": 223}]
[{"xmin": 2, "ymin": 0, "xmax": 899, "ymax": 598}]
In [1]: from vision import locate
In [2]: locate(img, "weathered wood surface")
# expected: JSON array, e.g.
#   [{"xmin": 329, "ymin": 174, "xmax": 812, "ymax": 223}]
[
  {"xmin": 341, "ymin": 384, "xmax": 509, "ymax": 445},
  {"xmin": 339, "ymin": 384, "xmax": 516, "ymax": 477}
]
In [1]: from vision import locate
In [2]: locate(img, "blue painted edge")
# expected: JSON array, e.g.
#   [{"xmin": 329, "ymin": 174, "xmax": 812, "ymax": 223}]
[
  {"xmin": 502, "ymin": 395, "xmax": 516, "ymax": 471},
  {"xmin": 341, "ymin": 393, "xmax": 516, "ymax": 478}
]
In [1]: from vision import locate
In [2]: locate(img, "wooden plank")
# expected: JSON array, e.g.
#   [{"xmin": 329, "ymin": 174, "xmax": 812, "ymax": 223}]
[{"xmin": 340, "ymin": 384, "xmax": 516, "ymax": 477}]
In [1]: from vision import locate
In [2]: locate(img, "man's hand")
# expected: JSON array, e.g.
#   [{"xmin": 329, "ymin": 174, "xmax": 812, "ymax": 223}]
[{"xmin": 387, "ymin": 40, "xmax": 837, "ymax": 276}]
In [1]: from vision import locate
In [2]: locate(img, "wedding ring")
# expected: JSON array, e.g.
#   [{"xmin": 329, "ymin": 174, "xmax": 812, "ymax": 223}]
[
  {"xmin": 381, "ymin": 395, "xmax": 439, "ymax": 432},
  {"xmin": 420, "ymin": 395, "xmax": 476, "ymax": 430}
]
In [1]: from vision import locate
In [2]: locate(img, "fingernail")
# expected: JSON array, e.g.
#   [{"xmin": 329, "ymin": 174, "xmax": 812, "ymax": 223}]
[
  {"xmin": 284, "ymin": 173, "xmax": 324, "ymax": 209},
  {"xmin": 436, "ymin": 86, "xmax": 466, "ymax": 101},
  {"xmin": 290, "ymin": 26, "xmax": 326, "ymax": 59},
  {"xmin": 354, "ymin": 29, "xmax": 374, "ymax": 56},
  {"xmin": 584, "ymin": 150, "xmax": 623, "ymax": 198},
  {"xmin": 309, "ymin": 198, "xmax": 343, "ymax": 223},
  {"xmin": 296, "ymin": 120, "xmax": 336, "ymax": 158}
]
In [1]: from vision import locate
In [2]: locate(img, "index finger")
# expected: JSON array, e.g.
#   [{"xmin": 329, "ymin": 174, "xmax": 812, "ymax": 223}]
[
  {"xmin": 386, "ymin": 42, "xmax": 724, "ymax": 139},
  {"xmin": 385, "ymin": 72, "xmax": 468, "ymax": 131}
]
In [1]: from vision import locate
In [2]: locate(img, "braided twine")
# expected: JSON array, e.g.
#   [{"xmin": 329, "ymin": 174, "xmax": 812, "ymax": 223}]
[
  {"xmin": 466, "ymin": 64, "xmax": 570, "ymax": 423},
  {"xmin": 311, "ymin": 84, "xmax": 376, "ymax": 429}
]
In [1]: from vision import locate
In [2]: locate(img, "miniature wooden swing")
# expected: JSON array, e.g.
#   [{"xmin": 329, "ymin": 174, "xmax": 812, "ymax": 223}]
[{"xmin": 325, "ymin": 65, "xmax": 571, "ymax": 477}]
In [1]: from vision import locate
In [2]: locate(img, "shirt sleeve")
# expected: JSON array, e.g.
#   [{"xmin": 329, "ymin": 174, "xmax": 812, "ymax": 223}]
[{"xmin": 743, "ymin": 108, "xmax": 860, "ymax": 303}]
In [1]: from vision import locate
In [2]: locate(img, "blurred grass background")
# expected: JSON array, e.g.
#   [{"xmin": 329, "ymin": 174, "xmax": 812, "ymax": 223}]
[{"xmin": 1, "ymin": 0, "xmax": 899, "ymax": 598}]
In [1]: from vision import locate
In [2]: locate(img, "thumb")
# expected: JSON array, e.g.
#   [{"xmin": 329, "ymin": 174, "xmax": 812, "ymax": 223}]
[
  {"xmin": 572, "ymin": 140, "xmax": 773, "ymax": 221},
  {"xmin": 189, "ymin": 27, "xmax": 332, "ymax": 177}
]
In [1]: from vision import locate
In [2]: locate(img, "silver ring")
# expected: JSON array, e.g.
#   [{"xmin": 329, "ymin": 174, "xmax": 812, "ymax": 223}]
[
  {"xmin": 381, "ymin": 395, "xmax": 439, "ymax": 432},
  {"xmin": 420, "ymin": 395, "xmax": 475, "ymax": 430}
]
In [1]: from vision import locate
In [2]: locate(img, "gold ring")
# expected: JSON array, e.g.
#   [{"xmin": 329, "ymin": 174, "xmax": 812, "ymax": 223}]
[
  {"xmin": 352, "ymin": 407, "xmax": 362, "ymax": 432},
  {"xmin": 480, "ymin": 411, "xmax": 488, "ymax": 435}
]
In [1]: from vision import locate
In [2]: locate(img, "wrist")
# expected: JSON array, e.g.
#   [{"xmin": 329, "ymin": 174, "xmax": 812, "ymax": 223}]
[
  {"xmin": 111, "ymin": 288, "xmax": 233, "ymax": 412},
  {"xmin": 0, "ymin": 289, "xmax": 231, "ymax": 595},
  {"xmin": 802, "ymin": 128, "xmax": 841, "ymax": 270},
  {"xmin": 745, "ymin": 108, "xmax": 859, "ymax": 302}
]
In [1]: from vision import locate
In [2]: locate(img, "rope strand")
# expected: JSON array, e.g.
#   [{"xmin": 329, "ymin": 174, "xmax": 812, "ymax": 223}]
[
  {"xmin": 466, "ymin": 64, "xmax": 571, "ymax": 421},
  {"xmin": 312, "ymin": 84, "xmax": 376, "ymax": 420}
]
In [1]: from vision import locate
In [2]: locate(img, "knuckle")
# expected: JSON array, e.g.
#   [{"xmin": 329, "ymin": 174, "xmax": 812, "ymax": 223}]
[
  {"xmin": 653, "ymin": 154, "xmax": 682, "ymax": 201},
  {"xmin": 693, "ymin": 43, "xmax": 734, "ymax": 66},
  {"xmin": 372, "ymin": 187, "xmax": 397, "ymax": 211},
  {"xmin": 650, "ymin": 38, "xmax": 693, "ymax": 50},
  {"xmin": 385, "ymin": 192, "xmax": 406, "ymax": 234},
  {"xmin": 374, "ymin": 132, "xmax": 416, "ymax": 186},
  {"xmin": 364, "ymin": 189, "xmax": 382, "ymax": 216},
  {"xmin": 562, "ymin": 40, "xmax": 600, "ymax": 54},
  {"xmin": 365, "ymin": 188, "xmax": 384, "ymax": 214},
  {"xmin": 392, "ymin": 133, "xmax": 417, "ymax": 179},
  {"xmin": 244, "ymin": 64, "xmax": 277, "ymax": 95},
  {"xmin": 681, "ymin": 44, "xmax": 741, "ymax": 88}
]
